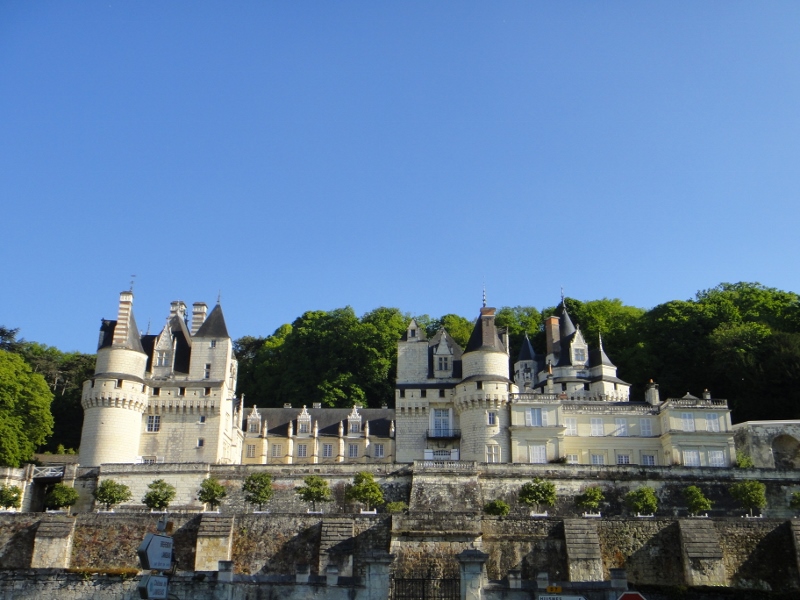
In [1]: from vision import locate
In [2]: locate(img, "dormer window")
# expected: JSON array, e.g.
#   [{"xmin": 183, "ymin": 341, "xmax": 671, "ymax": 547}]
[
  {"xmin": 410, "ymin": 329, "xmax": 416, "ymax": 338},
  {"xmin": 297, "ymin": 406, "xmax": 312, "ymax": 435},
  {"xmin": 350, "ymin": 422, "xmax": 360, "ymax": 433},
  {"xmin": 156, "ymin": 351, "xmax": 168, "ymax": 367},
  {"xmin": 210, "ymin": 340, "xmax": 217, "ymax": 348},
  {"xmin": 574, "ymin": 348, "xmax": 586, "ymax": 362},
  {"xmin": 347, "ymin": 406, "xmax": 362, "ymax": 435},
  {"xmin": 246, "ymin": 405, "xmax": 261, "ymax": 435},
  {"xmin": 438, "ymin": 357, "xmax": 449, "ymax": 371}
]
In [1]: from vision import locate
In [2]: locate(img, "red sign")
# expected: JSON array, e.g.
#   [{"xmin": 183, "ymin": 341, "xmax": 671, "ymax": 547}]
[{"xmin": 618, "ymin": 593, "xmax": 647, "ymax": 600}]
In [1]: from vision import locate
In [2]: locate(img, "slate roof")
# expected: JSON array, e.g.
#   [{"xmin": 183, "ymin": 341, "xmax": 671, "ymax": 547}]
[
  {"xmin": 257, "ymin": 407, "xmax": 395, "ymax": 438},
  {"xmin": 518, "ymin": 334, "xmax": 536, "ymax": 362},
  {"xmin": 399, "ymin": 319, "xmax": 426, "ymax": 342},
  {"xmin": 588, "ymin": 335, "xmax": 616, "ymax": 368},
  {"xmin": 195, "ymin": 304, "xmax": 229, "ymax": 338},
  {"xmin": 464, "ymin": 309, "xmax": 506, "ymax": 353}
]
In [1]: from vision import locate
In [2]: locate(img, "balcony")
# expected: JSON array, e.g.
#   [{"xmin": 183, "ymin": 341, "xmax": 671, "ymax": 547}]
[{"xmin": 427, "ymin": 429, "xmax": 461, "ymax": 440}]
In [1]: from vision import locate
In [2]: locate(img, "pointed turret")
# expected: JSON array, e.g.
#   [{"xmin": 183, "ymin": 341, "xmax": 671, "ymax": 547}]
[
  {"xmin": 589, "ymin": 333, "xmax": 616, "ymax": 368},
  {"xmin": 514, "ymin": 333, "xmax": 538, "ymax": 390},
  {"xmin": 518, "ymin": 334, "xmax": 536, "ymax": 362},
  {"xmin": 195, "ymin": 304, "xmax": 229, "ymax": 338}
]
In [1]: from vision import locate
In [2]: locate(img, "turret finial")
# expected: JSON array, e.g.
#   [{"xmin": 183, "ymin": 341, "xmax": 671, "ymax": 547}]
[
  {"xmin": 130, "ymin": 274, "xmax": 136, "ymax": 292},
  {"xmin": 217, "ymin": 290, "xmax": 222, "ymax": 304},
  {"xmin": 482, "ymin": 285, "xmax": 487, "ymax": 308},
  {"xmin": 560, "ymin": 286, "xmax": 565, "ymax": 304}
]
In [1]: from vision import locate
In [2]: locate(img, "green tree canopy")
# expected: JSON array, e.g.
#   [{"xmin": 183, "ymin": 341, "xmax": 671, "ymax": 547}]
[
  {"xmin": 625, "ymin": 487, "xmax": 658, "ymax": 515},
  {"xmin": 142, "ymin": 479, "xmax": 176, "ymax": 511},
  {"xmin": 0, "ymin": 350, "xmax": 54, "ymax": 466},
  {"xmin": 296, "ymin": 475, "xmax": 332, "ymax": 511},
  {"xmin": 45, "ymin": 483, "xmax": 79, "ymax": 511},
  {"xmin": 575, "ymin": 487, "xmax": 605, "ymax": 513},
  {"xmin": 93, "ymin": 479, "xmax": 132, "ymax": 511},
  {"xmin": 684, "ymin": 485, "xmax": 713, "ymax": 515},
  {"xmin": 242, "ymin": 472, "xmax": 274, "ymax": 511},
  {"xmin": 483, "ymin": 499, "xmax": 510, "ymax": 516},
  {"xmin": 345, "ymin": 471, "xmax": 384, "ymax": 510},
  {"xmin": 518, "ymin": 478, "xmax": 557, "ymax": 513},
  {"xmin": 729, "ymin": 480, "xmax": 767, "ymax": 516},
  {"xmin": 0, "ymin": 484, "xmax": 22, "ymax": 510},
  {"xmin": 198, "ymin": 477, "xmax": 227, "ymax": 510}
]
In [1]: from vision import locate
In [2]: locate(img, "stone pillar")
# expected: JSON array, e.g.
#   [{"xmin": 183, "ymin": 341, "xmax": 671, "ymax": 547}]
[
  {"xmin": 563, "ymin": 519, "xmax": 603, "ymax": 581},
  {"xmin": 194, "ymin": 515, "xmax": 234, "ymax": 571},
  {"xmin": 31, "ymin": 516, "xmax": 75, "ymax": 568},
  {"xmin": 364, "ymin": 551, "xmax": 394, "ymax": 600},
  {"xmin": 678, "ymin": 519, "xmax": 726, "ymax": 586},
  {"xmin": 457, "ymin": 549, "xmax": 489, "ymax": 600}
]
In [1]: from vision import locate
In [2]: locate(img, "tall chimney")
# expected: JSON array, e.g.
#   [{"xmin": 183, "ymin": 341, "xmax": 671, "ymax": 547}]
[
  {"xmin": 170, "ymin": 301, "xmax": 187, "ymax": 322},
  {"xmin": 192, "ymin": 302, "xmax": 208, "ymax": 335},
  {"xmin": 112, "ymin": 291, "xmax": 133, "ymax": 346},
  {"xmin": 545, "ymin": 315, "xmax": 560, "ymax": 357},
  {"xmin": 645, "ymin": 380, "xmax": 660, "ymax": 405}
]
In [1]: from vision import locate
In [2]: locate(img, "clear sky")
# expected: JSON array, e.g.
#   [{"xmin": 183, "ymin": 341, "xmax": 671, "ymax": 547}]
[{"xmin": 2, "ymin": 2, "xmax": 799, "ymax": 354}]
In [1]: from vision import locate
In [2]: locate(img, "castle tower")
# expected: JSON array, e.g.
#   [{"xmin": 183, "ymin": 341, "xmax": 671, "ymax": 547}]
[
  {"xmin": 514, "ymin": 334, "xmax": 537, "ymax": 391},
  {"xmin": 454, "ymin": 306, "xmax": 516, "ymax": 462},
  {"xmin": 78, "ymin": 291, "xmax": 149, "ymax": 466}
]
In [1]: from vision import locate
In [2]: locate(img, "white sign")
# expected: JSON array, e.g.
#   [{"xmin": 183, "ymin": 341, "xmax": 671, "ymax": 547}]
[
  {"xmin": 137, "ymin": 533, "xmax": 174, "ymax": 571},
  {"xmin": 138, "ymin": 574, "xmax": 169, "ymax": 599},
  {"xmin": 538, "ymin": 596, "xmax": 587, "ymax": 600}
]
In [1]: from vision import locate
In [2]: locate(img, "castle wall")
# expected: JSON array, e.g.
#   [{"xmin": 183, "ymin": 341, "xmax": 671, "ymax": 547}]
[{"xmin": 461, "ymin": 352, "xmax": 508, "ymax": 379}]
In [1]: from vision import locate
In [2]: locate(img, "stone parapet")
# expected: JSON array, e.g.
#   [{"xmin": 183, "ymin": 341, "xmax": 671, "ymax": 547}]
[
  {"xmin": 563, "ymin": 519, "xmax": 603, "ymax": 582},
  {"xmin": 678, "ymin": 518, "xmax": 726, "ymax": 586}
]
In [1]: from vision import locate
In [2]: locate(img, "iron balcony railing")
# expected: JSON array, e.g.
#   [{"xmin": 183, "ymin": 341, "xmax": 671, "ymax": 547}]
[{"xmin": 426, "ymin": 429, "xmax": 461, "ymax": 439}]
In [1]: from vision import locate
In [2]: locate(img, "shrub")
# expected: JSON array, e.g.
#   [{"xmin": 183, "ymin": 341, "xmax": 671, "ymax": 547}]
[
  {"xmin": 484, "ymin": 499, "xmax": 510, "ymax": 516},
  {"xmin": 45, "ymin": 483, "xmax": 79, "ymax": 511},
  {"xmin": 142, "ymin": 479, "xmax": 176, "ymax": 511},
  {"xmin": 735, "ymin": 451, "xmax": 755, "ymax": 469},
  {"xmin": 625, "ymin": 487, "xmax": 658, "ymax": 515},
  {"xmin": 729, "ymin": 480, "xmax": 767, "ymax": 516},
  {"xmin": 242, "ymin": 473, "xmax": 273, "ymax": 511},
  {"xmin": 296, "ymin": 475, "xmax": 332, "ymax": 511},
  {"xmin": 198, "ymin": 477, "xmax": 227, "ymax": 510},
  {"xmin": 346, "ymin": 472, "xmax": 384, "ymax": 510},
  {"xmin": 518, "ymin": 478, "xmax": 557, "ymax": 513},
  {"xmin": 684, "ymin": 485, "xmax": 713, "ymax": 515},
  {"xmin": 93, "ymin": 480, "xmax": 132, "ymax": 511},
  {"xmin": 790, "ymin": 492, "xmax": 800, "ymax": 512},
  {"xmin": 385, "ymin": 501, "xmax": 408, "ymax": 514},
  {"xmin": 0, "ymin": 484, "xmax": 22, "ymax": 510},
  {"xmin": 575, "ymin": 487, "xmax": 604, "ymax": 512}
]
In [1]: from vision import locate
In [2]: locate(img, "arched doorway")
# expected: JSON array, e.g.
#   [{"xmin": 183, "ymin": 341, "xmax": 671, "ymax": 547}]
[{"xmin": 772, "ymin": 435, "xmax": 800, "ymax": 469}]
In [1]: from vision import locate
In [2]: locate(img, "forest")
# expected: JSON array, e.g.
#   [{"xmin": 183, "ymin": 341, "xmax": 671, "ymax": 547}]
[{"xmin": 2, "ymin": 281, "xmax": 799, "ymax": 459}]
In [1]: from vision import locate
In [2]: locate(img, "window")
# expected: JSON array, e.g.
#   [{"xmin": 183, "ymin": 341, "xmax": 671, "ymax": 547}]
[
  {"xmin": 197, "ymin": 438, "xmax": 205, "ymax": 448},
  {"xmin": 210, "ymin": 340, "xmax": 216, "ymax": 348},
  {"xmin": 574, "ymin": 348, "xmax": 586, "ymax": 362},
  {"xmin": 476, "ymin": 382, "xmax": 483, "ymax": 390},
  {"xmin": 299, "ymin": 421, "xmax": 310, "ymax": 434},
  {"xmin": 438, "ymin": 357, "xmax": 449, "ymax": 370},
  {"xmin": 420, "ymin": 390, "xmax": 427, "ymax": 398},
  {"xmin": 199, "ymin": 415, "xmax": 206, "ymax": 424},
  {"xmin": 204, "ymin": 364, "xmax": 211, "ymax": 379},
  {"xmin": 591, "ymin": 454, "xmax": 605, "ymax": 465},
  {"xmin": 297, "ymin": 444, "xmax": 307, "ymax": 458},
  {"xmin": 706, "ymin": 413, "xmax": 720, "ymax": 432},
  {"xmin": 116, "ymin": 379, "xmax": 123, "ymax": 388},
  {"xmin": 590, "ymin": 418, "xmax": 604, "ymax": 436},
  {"xmin": 348, "ymin": 444, "xmax": 359, "ymax": 459},
  {"xmin": 323, "ymin": 444, "xmax": 333, "ymax": 458},
  {"xmin": 566, "ymin": 454, "xmax": 579, "ymax": 464},
  {"xmin": 179, "ymin": 387, "xmax": 186, "ymax": 396},
  {"xmin": 525, "ymin": 408, "xmax": 547, "ymax": 427},
  {"xmin": 641, "ymin": 454, "xmax": 656, "ymax": 466},
  {"xmin": 640, "ymin": 418, "xmax": 652, "ymax": 437},
  {"xmin": 399, "ymin": 389, "xmax": 405, "ymax": 398},
  {"xmin": 156, "ymin": 351, "xmax": 168, "ymax": 367},
  {"xmin": 529, "ymin": 445, "xmax": 547, "ymax": 464},
  {"xmin": 146, "ymin": 415, "xmax": 161, "ymax": 433},
  {"xmin": 486, "ymin": 445, "xmax": 500, "ymax": 463},
  {"xmin": 374, "ymin": 443, "xmax": 384, "ymax": 458},
  {"xmin": 246, "ymin": 444, "xmax": 256, "ymax": 458},
  {"xmin": 271, "ymin": 444, "xmax": 282, "ymax": 458},
  {"xmin": 614, "ymin": 418, "xmax": 628, "ymax": 437},
  {"xmin": 617, "ymin": 454, "xmax": 631, "ymax": 465},
  {"xmin": 204, "ymin": 387, "xmax": 211, "ymax": 396},
  {"xmin": 433, "ymin": 409, "xmax": 450, "ymax": 435},
  {"xmin": 563, "ymin": 418, "xmax": 577, "ymax": 436},
  {"xmin": 153, "ymin": 387, "xmax": 160, "ymax": 396},
  {"xmin": 681, "ymin": 413, "xmax": 695, "ymax": 432},
  {"xmin": 410, "ymin": 329, "xmax": 416, "ymax": 338},
  {"xmin": 683, "ymin": 450, "xmax": 701, "ymax": 467},
  {"xmin": 350, "ymin": 421, "xmax": 360, "ymax": 434},
  {"xmin": 708, "ymin": 450, "xmax": 725, "ymax": 467},
  {"xmin": 488, "ymin": 411, "xmax": 496, "ymax": 426},
  {"xmin": 248, "ymin": 420, "xmax": 259, "ymax": 433},
  {"xmin": 439, "ymin": 389, "xmax": 446, "ymax": 398}
]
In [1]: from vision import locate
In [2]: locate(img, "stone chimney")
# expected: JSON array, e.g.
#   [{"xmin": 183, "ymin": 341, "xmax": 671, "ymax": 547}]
[
  {"xmin": 645, "ymin": 380, "xmax": 660, "ymax": 405},
  {"xmin": 191, "ymin": 302, "xmax": 208, "ymax": 335},
  {"xmin": 545, "ymin": 315, "xmax": 560, "ymax": 357},
  {"xmin": 703, "ymin": 389, "xmax": 711, "ymax": 400},
  {"xmin": 112, "ymin": 291, "xmax": 133, "ymax": 346},
  {"xmin": 169, "ymin": 300, "xmax": 187, "ymax": 323}
]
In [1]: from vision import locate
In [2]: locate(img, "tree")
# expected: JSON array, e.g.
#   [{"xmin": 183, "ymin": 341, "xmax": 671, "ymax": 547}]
[
  {"xmin": 346, "ymin": 472, "xmax": 384, "ymax": 511},
  {"xmin": 735, "ymin": 451, "xmax": 755, "ymax": 468},
  {"xmin": 789, "ymin": 492, "xmax": 800, "ymax": 513},
  {"xmin": 518, "ymin": 478, "xmax": 557, "ymax": 513},
  {"xmin": 242, "ymin": 473, "xmax": 273, "ymax": 511},
  {"xmin": 729, "ymin": 480, "xmax": 767, "ymax": 516},
  {"xmin": 92, "ymin": 479, "xmax": 132, "ymax": 511},
  {"xmin": 625, "ymin": 487, "xmax": 658, "ymax": 515},
  {"xmin": 142, "ymin": 479, "xmax": 176, "ymax": 511},
  {"xmin": 0, "ymin": 350, "xmax": 54, "ymax": 466},
  {"xmin": 684, "ymin": 485, "xmax": 713, "ymax": 515},
  {"xmin": 0, "ymin": 484, "xmax": 22, "ymax": 510},
  {"xmin": 425, "ymin": 314, "xmax": 474, "ymax": 349},
  {"xmin": 198, "ymin": 477, "xmax": 227, "ymax": 510},
  {"xmin": 575, "ymin": 487, "xmax": 605, "ymax": 513},
  {"xmin": 483, "ymin": 499, "xmax": 510, "ymax": 516},
  {"xmin": 45, "ymin": 483, "xmax": 79, "ymax": 511},
  {"xmin": 296, "ymin": 475, "xmax": 332, "ymax": 511}
]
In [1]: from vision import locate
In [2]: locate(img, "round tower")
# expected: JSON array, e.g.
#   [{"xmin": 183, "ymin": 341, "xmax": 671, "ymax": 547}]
[
  {"xmin": 454, "ymin": 306, "xmax": 517, "ymax": 462},
  {"xmin": 78, "ymin": 291, "xmax": 148, "ymax": 467}
]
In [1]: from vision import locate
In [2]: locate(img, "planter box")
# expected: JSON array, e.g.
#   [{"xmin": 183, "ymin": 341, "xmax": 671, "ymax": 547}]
[
  {"xmin": 529, "ymin": 511, "xmax": 548, "ymax": 518},
  {"xmin": 360, "ymin": 509, "xmax": 377, "ymax": 514},
  {"xmin": 635, "ymin": 513, "xmax": 654, "ymax": 518},
  {"xmin": 307, "ymin": 510, "xmax": 323, "ymax": 514},
  {"xmin": 582, "ymin": 512, "xmax": 601, "ymax": 518}
]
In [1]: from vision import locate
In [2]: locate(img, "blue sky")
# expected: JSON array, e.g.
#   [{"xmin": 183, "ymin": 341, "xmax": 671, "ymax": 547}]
[{"xmin": 2, "ymin": 2, "xmax": 799, "ymax": 354}]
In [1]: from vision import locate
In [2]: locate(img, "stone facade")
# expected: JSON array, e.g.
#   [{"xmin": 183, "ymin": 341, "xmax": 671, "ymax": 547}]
[{"xmin": 733, "ymin": 420, "xmax": 800, "ymax": 468}]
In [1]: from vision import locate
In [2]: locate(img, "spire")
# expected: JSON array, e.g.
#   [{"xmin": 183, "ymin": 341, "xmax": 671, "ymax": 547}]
[
  {"xmin": 589, "ymin": 332, "xmax": 616, "ymax": 367},
  {"xmin": 558, "ymin": 303, "xmax": 576, "ymax": 339},
  {"xmin": 518, "ymin": 333, "xmax": 536, "ymax": 362},
  {"xmin": 482, "ymin": 285, "xmax": 487, "ymax": 308},
  {"xmin": 194, "ymin": 303, "xmax": 229, "ymax": 338}
]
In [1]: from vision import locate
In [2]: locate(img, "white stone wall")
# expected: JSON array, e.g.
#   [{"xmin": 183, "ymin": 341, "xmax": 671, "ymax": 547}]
[
  {"xmin": 79, "ymin": 404, "xmax": 145, "ymax": 466},
  {"xmin": 461, "ymin": 351, "xmax": 508, "ymax": 379},
  {"xmin": 456, "ymin": 386, "xmax": 510, "ymax": 463},
  {"xmin": 396, "ymin": 402, "xmax": 430, "ymax": 463},
  {"xmin": 189, "ymin": 337, "xmax": 234, "ymax": 383},
  {"xmin": 94, "ymin": 347, "xmax": 147, "ymax": 378},
  {"xmin": 396, "ymin": 343, "xmax": 428, "ymax": 383}
]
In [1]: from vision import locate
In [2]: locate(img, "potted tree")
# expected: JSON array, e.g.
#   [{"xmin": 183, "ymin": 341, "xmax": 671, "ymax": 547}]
[
  {"xmin": 198, "ymin": 477, "xmax": 227, "ymax": 512},
  {"xmin": 0, "ymin": 484, "xmax": 22, "ymax": 512},
  {"xmin": 575, "ymin": 486, "xmax": 604, "ymax": 517},
  {"xmin": 729, "ymin": 480, "xmax": 766, "ymax": 518},
  {"xmin": 142, "ymin": 479, "xmax": 176, "ymax": 512},
  {"xmin": 625, "ymin": 486, "xmax": 658, "ymax": 517},
  {"xmin": 296, "ymin": 475, "xmax": 331, "ymax": 513},
  {"xmin": 790, "ymin": 492, "xmax": 800, "ymax": 518},
  {"xmin": 684, "ymin": 485, "xmax": 713, "ymax": 517},
  {"xmin": 346, "ymin": 472, "xmax": 384, "ymax": 514},
  {"xmin": 45, "ymin": 483, "xmax": 79, "ymax": 514},
  {"xmin": 519, "ymin": 478, "xmax": 556, "ymax": 517},
  {"xmin": 483, "ymin": 500, "xmax": 510, "ymax": 516},
  {"xmin": 242, "ymin": 473, "xmax": 273, "ymax": 513},
  {"xmin": 93, "ymin": 479, "xmax": 132, "ymax": 512}
]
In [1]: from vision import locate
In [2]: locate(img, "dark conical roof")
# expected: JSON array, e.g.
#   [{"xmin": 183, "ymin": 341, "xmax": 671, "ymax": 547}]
[
  {"xmin": 195, "ymin": 304, "xmax": 229, "ymax": 338},
  {"xmin": 465, "ymin": 307, "xmax": 506, "ymax": 353},
  {"xmin": 518, "ymin": 334, "xmax": 536, "ymax": 362},
  {"xmin": 589, "ymin": 333, "xmax": 616, "ymax": 368},
  {"xmin": 556, "ymin": 332, "xmax": 576, "ymax": 367},
  {"xmin": 557, "ymin": 303, "xmax": 576, "ymax": 339}
]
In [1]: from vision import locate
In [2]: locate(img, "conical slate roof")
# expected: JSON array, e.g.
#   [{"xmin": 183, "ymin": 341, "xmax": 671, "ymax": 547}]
[
  {"xmin": 589, "ymin": 333, "xmax": 616, "ymax": 368},
  {"xmin": 518, "ymin": 334, "xmax": 536, "ymax": 362},
  {"xmin": 195, "ymin": 304, "xmax": 229, "ymax": 338},
  {"xmin": 465, "ymin": 308, "xmax": 506, "ymax": 353}
]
